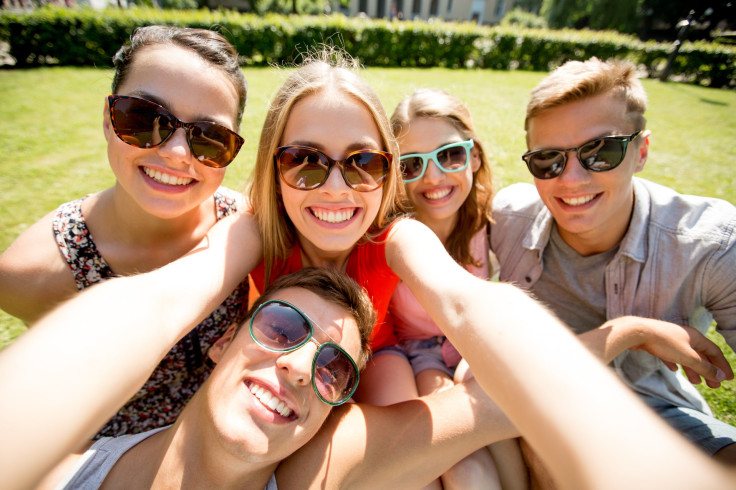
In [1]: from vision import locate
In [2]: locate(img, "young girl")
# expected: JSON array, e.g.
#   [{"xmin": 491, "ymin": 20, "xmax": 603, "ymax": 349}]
[
  {"xmin": 0, "ymin": 26, "xmax": 250, "ymax": 437},
  {"xmin": 355, "ymin": 88, "xmax": 526, "ymax": 489}
]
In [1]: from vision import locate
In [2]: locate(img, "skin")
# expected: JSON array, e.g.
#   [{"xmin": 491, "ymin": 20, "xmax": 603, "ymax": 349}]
[
  {"xmin": 527, "ymin": 92, "xmax": 648, "ymax": 257},
  {"xmin": 400, "ymin": 117, "xmax": 480, "ymax": 244},
  {"xmin": 279, "ymin": 91, "xmax": 383, "ymax": 268},
  {"xmin": 0, "ymin": 43, "xmax": 241, "ymax": 324}
]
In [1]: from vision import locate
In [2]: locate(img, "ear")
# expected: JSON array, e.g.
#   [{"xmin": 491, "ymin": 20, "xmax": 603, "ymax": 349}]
[
  {"xmin": 208, "ymin": 323, "xmax": 239, "ymax": 364},
  {"xmin": 470, "ymin": 145, "xmax": 482, "ymax": 173},
  {"xmin": 634, "ymin": 130, "xmax": 650, "ymax": 174},
  {"xmin": 103, "ymin": 98, "xmax": 113, "ymax": 142}
]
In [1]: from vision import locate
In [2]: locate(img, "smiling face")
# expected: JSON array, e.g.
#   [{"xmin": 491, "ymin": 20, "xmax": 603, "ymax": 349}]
[
  {"xmin": 205, "ymin": 286, "xmax": 362, "ymax": 463},
  {"xmin": 278, "ymin": 90, "xmax": 384, "ymax": 266},
  {"xmin": 527, "ymin": 92, "xmax": 648, "ymax": 256},
  {"xmin": 104, "ymin": 44, "xmax": 240, "ymax": 220},
  {"xmin": 399, "ymin": 117, "xmax": 480, "ymax": 238}
]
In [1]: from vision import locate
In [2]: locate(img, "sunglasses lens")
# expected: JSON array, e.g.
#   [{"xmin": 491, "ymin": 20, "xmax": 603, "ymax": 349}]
[
  {"xmin": 526, "ymin": 150, "xmax": 566, "ymax": 179},
  {"xmin": 344, "ymin": 152, "xmax": 389, "ymax": 191},
  {"xmin": 188, "ymin": 122, "xmax": 242, "ymax": 168},
  {"xmin": 313, "ymin": 344, "xmax": 358, "ymax": 404},
  {"xmin": 437, "ymin": 145, "xmax": 468, "ymax": 170},
  {"xmin": 579, "ymin": 138, "xmax": 624, "ymax": 171},
  {"xmin": 251, "ymin": 302, "xmax": 311, "ymax": 350},
  {"xmin": 111, "ymin": 97, "xmax": 174, "ymax": 148},
  {"xmin": 400, "ymin": 156, "xmax": 425, "ymax": 181},
  {"xmin": 278, "ymin": 147, "xmax": 329, "ymax": 189}
]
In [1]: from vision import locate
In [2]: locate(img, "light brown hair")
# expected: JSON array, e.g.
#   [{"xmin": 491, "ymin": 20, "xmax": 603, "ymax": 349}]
[{"xmin": 525, "ymin": 57, "xmax": 647, "ymax": 134}]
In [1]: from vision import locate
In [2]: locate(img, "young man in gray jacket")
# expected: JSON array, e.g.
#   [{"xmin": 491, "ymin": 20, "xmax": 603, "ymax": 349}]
[{"xmin": 492, "ymin": 58, "xmax": 736, "ymax": 473}]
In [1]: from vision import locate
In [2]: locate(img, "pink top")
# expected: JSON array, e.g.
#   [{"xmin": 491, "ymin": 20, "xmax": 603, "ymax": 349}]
[{"xmin": 389, "ymin": 227, "xmax": 490, "ymax": 366}]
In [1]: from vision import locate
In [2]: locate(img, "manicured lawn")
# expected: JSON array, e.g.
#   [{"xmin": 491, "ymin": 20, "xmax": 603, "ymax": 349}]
[{"xmin": 0, "ymin": 66, "xmax": 734, "ymax": 424}]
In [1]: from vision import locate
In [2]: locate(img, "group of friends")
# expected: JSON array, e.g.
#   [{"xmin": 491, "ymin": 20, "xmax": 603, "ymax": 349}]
[{"xmin": 0, "ymin": 24, "xmax": 735, "ymax": 489}]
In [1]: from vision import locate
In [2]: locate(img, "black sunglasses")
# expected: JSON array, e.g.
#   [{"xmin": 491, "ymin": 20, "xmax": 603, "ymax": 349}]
[
  {"xmin": 108, "ymin": 95, "xmax": 244, "ymax": 168},
  {"xmin": 522, "ymin": 131, "xmax": 642, "ymax": 180},
  {"xmin": 275, "ymin": 145, "xmax": 391, "ymax": 192},
  {"xmin": 249, "ymin": 299, "xmax": 360, "ymax": 406}
]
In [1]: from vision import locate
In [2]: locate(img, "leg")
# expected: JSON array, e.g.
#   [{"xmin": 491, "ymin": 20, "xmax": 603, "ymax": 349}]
[
  {"xmin": 714, "ymin": 443, "xmax": 736, "ymax": 465},
  {"xmin": 353, "ymin": 350, "xmax": 417, "ymax": 406},
  {"xmin": 520, "ymin": 438, "xmax": 558, "ymax": 490},
  {"xmin": 442, "ymin": 447, "xmax": 502, "ymax": 490}
]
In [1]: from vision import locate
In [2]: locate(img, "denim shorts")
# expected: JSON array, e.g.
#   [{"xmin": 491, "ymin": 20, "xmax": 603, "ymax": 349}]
[
  {"xmin": 640, "ymin": 393, "xmax": 736, "ymax": 455},
  {"xmin": 374, "ymin": 337, "xmax": 455, "ymax": 378}
]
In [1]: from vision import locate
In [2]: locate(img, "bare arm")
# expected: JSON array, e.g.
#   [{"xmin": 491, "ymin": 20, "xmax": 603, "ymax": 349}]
[
  {"xmin": 579, "ymin": 316, "xmax": 733, "ymax": 388},
  {"xmin": 0, "ymin": 211, "xmax": 262, "ymax": 490},
  {"xmin": 0, "ymin": 210, "xmax": 78, "ymax": 324},
  {"xmin": 278, "ymin": 378, "xmax": 516, "ymax": 489},
  {"xmin": 384, "ymin": 219, "xmax": 734, "ymax": 490}
]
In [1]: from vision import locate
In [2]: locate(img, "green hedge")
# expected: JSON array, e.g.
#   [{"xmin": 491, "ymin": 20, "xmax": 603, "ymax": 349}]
[{"xmin": 1, "ymin": 6, "xmax": 735, "ymax": 87}]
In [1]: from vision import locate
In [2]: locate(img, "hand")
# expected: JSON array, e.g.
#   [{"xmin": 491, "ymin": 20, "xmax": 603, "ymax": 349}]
[{"xmin": 610, "ymin": 317, "xmax": 733, "ymax": 388}]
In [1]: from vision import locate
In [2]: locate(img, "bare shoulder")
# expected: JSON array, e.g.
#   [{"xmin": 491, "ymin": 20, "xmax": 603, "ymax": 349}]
[{"xmin": 0, "ymin": 209, "xmax": 77, "ymax": 324}]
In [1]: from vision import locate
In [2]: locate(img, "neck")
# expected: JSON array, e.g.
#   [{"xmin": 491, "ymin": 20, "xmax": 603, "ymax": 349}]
[
  {"xmin": 416, "ymin": 212, "xmax": 457, "ymax": 246},
  {"xmin": 109, "ymin": 404, "xmax": 277, "ymax": 489},
  {"xmin": 297, "ymin": 238, "xmax": 352, "ymax": 270}
]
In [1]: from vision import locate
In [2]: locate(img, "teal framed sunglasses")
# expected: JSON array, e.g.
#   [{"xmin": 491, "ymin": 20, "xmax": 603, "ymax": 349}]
[
  {"xmin": 249, "ymin": 299, "xmax": 360, "ymax": 406},
  {"xmin": 400, "ymin": 139, "xmax": 475, "ymax": 183}
]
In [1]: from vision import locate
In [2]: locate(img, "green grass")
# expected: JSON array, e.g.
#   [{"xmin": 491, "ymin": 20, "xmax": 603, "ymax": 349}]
[{"xmin": 1, "ymin": 66, "xmax": 735, "ymax": 424}]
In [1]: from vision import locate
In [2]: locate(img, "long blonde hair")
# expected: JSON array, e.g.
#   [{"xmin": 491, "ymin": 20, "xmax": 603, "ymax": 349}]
[
  {"xmin": 247, "ymin": 49, "xmax": 407, "ymax": 284},
  {"xmin": 391, "ymin": 88, "xmax": 493, "ymax": 267}
]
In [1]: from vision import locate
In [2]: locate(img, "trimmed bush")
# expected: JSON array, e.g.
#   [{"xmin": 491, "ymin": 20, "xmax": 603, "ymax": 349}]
[{"xmin": 1, "ymin": 6, "xmax": 734, "ymax": 87}]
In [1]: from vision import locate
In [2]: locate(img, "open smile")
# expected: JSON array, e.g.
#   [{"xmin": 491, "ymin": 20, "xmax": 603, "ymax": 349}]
[
  {"xmin": 558, "ymin": 193, "xmax": 599, "ymax": 207},
  {"xmin": 142, "ymin": 166, "xmax": 195, "ymax": 186},
  {"xmin": 309, "ymin": 207, "xmax": 358, "ymax": 224},
  {"xmin": 247, "ymin": 381, "xmax": 295, "ymax": 419}
]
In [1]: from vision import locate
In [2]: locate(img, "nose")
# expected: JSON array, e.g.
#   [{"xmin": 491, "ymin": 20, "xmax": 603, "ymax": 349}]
[
  {"xmin": 276, "ymin": 343, "xmax": 314, "ymax": 388},
  {"xmin": 557, "ymin": 150, "xmax": 591, "ymax": 184},
  {"xmin": 319, "ymin": 163, "xmax": 351, "ymax": 196},
  {"xmin": 156, "ymin": 127, "xmax": 193, "ymax": 165},
  {"xmin": 422, "ymin": 158, "xmax": 444, "ymax": 184}
]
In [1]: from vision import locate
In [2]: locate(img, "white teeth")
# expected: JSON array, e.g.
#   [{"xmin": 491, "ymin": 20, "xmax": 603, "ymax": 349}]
[
  {"xmin": 423, "ymin": 187, "xmax": 451, "ymax": 200},
  {"xmin": 143, "ymin": 167, "xmax": 194, "ymax": 186},
  {"xmin": 249, "ymin": 384, "xmax": 292, "ymax": 418},
  {"xmin": 561, "ymin": 195, "xmax": 596, "ymax": 206},
  {"xmin": 312, "ymin": 208, "xmax": 356, "ymax": 223}
]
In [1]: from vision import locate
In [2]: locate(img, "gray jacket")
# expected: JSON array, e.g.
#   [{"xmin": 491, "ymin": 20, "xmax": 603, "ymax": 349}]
[{"xmin": 491, "ymin": 178, "xmax": 736, "ymax": 412}]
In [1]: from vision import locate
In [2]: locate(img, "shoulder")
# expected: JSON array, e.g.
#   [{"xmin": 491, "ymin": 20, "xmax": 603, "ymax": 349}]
[
  {"xmin": 492, "ymin": 183, "xmax": 545, "ymax": 217},
  {"xmin": 639, "ymin": 179, "xmax": 736, "ymax": 245}
]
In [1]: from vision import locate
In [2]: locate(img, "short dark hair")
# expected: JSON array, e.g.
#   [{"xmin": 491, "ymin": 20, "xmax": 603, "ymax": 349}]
[
  {"xmin": 111, "ymin": 25, "xmax": 247, "ymax": 130},
  {"xmin": 242, "ymin": 268, "xmax": 376, "ymax": 368}
]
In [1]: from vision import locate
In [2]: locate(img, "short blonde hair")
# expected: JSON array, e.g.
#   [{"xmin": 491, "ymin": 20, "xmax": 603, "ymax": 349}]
[
  {"xmin": 247, "ymin": 49, "xmax": 407, "ymax": 284},
  {"xmin": 525, "ymin": 58, "xmax": 647, "ymax": 133},
  {"xmin": 391, "ymin": 88, "xmax": 493, "ymax": 267}
]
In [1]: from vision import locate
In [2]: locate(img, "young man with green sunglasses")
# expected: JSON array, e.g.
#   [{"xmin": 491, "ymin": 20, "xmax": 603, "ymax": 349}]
[{"xmin": 491, "ymin": 57, "xmax": 736, "ymax": 483}]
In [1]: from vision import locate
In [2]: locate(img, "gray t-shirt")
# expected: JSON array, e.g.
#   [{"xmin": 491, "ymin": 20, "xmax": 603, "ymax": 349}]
[
  {"xmin": 56, "ymin": 426, "xmax": 278, "ymax": 490},
  {"xmin": 532, "ymin": 225, "xmax": 617, "ymax": 335}
]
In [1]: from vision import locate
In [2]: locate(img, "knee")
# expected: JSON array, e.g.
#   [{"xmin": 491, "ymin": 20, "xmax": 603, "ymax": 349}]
[{"xmin": 442, "ymin": 450, "xmax": 501, "ymax": 490}]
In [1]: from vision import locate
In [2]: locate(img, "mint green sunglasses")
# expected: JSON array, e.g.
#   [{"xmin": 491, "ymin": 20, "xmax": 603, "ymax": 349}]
[{"xmin": 400, "ymin": 139, "xmax": 475, "ymax": 183}]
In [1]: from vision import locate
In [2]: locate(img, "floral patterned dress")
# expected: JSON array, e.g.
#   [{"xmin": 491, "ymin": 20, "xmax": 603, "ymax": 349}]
[{"xmin": 52, "ymin": 187, "xmax": 250, "ymax": 438}]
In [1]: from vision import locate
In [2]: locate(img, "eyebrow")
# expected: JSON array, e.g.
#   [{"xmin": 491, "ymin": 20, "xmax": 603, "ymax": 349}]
[
  {"xmin": 123, "ymin": 90, "xmax": 231, "ymax": 127},
  {"xmin": 285, "ymin": 140, "xmax": 384, "ymax": 155}
]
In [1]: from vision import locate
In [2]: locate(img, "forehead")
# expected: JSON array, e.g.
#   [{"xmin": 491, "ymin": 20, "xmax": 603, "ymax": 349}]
[
  {"xmin": 280, "ymin": 91, "xmax": 383, "ymax": 154},
  {"xmin": 399, "ymin": 117, "xmax": 465, "ymax": 153},
  {"xmin": 118, "ymin": 44, "xmax": 239, "ymax": 127},
  {"xmin": 527, "ymin": 92, "xmax": 632, "ymax": 149}
]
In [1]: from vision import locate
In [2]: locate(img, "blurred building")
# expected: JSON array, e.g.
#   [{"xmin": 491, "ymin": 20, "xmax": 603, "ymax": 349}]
[{"xmin": 351, "ymin": 0, "xmax": 517, "ymax": 24}]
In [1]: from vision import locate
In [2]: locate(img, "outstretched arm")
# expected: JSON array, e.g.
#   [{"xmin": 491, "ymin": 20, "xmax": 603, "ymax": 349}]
[
  {"xmin": 279, "ymin": 378, "xmax": 517, "ymax": 489},
  {"xmin": 385, "ymin": 219, "xmax": 734, "ymax": 490},
  {"xmin": 579, "ymin": 316, "xmax": 733, "ymax": 388},
  {"xmin": 0, "ymin": 211, "xmax": 262, "ymax": 490}
]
